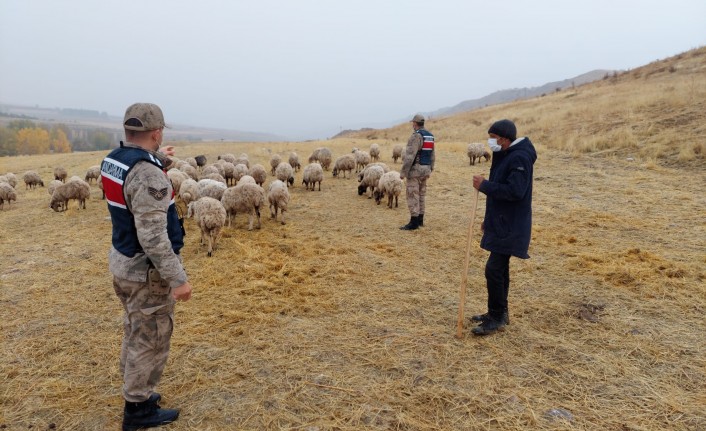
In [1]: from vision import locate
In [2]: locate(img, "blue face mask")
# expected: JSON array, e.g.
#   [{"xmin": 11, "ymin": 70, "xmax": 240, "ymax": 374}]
[{"xmin": 488, "ymin": 138, "xmax": 502, "ymax": 152}]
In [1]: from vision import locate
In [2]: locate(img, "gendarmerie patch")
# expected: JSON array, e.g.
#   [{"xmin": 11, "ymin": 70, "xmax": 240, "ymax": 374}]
[{"xmin": 148, "ymin": 187, "xmax": 168, "ymax": 200}]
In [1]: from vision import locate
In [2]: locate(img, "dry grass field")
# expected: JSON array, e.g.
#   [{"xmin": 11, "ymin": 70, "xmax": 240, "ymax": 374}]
[{"xmin": 1, "ymin": 48, "xmax": 704, "ymax": 430}]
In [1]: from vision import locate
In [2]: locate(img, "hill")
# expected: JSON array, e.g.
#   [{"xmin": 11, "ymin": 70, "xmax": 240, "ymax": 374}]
[{"xmin": 0, "ymin": 47, "xmax": 704, "ymax": 430}]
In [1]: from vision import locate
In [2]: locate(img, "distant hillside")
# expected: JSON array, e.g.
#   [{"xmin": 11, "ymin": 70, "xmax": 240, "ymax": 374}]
[
  {"xmin": 429, "ymin": 69, "xmax": 612, "ymax": 118},
  {"xmin": 0, "ymin": 104, "xmax": 284, "ymax": 143}
]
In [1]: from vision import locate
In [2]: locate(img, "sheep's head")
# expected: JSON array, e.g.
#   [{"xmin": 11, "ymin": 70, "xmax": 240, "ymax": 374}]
[
  {"xmin": 357, "ymin": 184, "xmax": 367, "ymax": 196},
  {"xmin": 287, "ymin": 176, "xmax": 294, "ymax": 186}
]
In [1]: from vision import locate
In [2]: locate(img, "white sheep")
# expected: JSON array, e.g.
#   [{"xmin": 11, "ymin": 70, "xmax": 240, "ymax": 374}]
[
  {"xmin": 392, "ymin": 144, "xmax": 403, "ymax": 163},
  {"xmin": 54, "ymin": 166, "xmax": 68, "ymax": 182},
  {"xmin": 267, "ymin": 179, "xmax": 290, "ymax": 225},
  {"xmin": 0, "ymin": 173, "xmax": 18, "ymax": 188},
  {"xmin": 467, "ymin": 142, "xmax": 490, "ymax": 166},
  {"xmin": 367, "ymin": 162, "xmax": 390, "ymax": 173},
  {"xmin": 85, "ymin": 166, "xmax": 101, "ymax": 184},
  {"xmin": 248, "ymin": 164, "xmax": 267, "ymax": 187},
  {"xmin": 200, "ymin": 164, "xmax": 221, "ymax": 178},
  {"xmin": 179, "ymin": 178, "xmax": 200, "ymax": 206},
  {"xmin": 50, "ymin": 179, "xmax": 90, "ymax": 211},
  {"xmin": 167, "ymin": 169, "xmax": 189, "ymax": 195},
  {"xmin": 288, "ymin": 152, "xmax": 301, "ymax": 172},
  {"xmin": 218, "ymin": 161, "xmax": 237, "ymax": 186},
  {"xmin": 0, "ymin": 182, "xmax": 17, "ymax": 210},
  {"xmin": 23, "ymin": 171, "xmax": 44, "ymax": 189},
  {"xmin": 233, "ymin": 164, "xmax": 249, "ymax": 184},
  {"xmin": 354, "ymin": 150, "xmax": 371, "ymax": 173},
  {"xmin": 197, "ymin": 178, "xmax": 227, "ymax": 201},
  {"xmin": 308, "ymin": 147, "xmax": 332, "ymax": 170},
  {"xmin": 275, "ymin": 162, "xmax": 295, "ymax": 186},
  {"xmin": 302, "ymin": 163, "xmax": 324, "ymax": 191},
  {"xmin": 234, "ymin": 153, "xmax": 250, "ymax": 169},
  {"xmin": 374, "ymin": 171, "xmax": 403, "ymax": 209},
  {"xmin": 332, "ymin": 154, "xmax": 356, "ymax": 179},
  {"xmin": 237, "ymin": 175, "xmax": 257, "ymax": 185},
  {"xmin": 218, "ymin": 153, "xmax": 237, "ymax": 164},
  {"xmin": 369, "ymin": 143, "xmax": 381, "ymax": 162},
  {"xmin": 269, "ymin": 154, "xmax": 282, "ymax": 175},
  {"xmin": 220, "ymin": 181, "xmax": 266, "ymax": 230},
  {"xmin": 186, "ymin": 196, "xmax": 226, "ymax": 257},
  {"xmin": 48, "ymin": 180, "xmax": 63, "ymax": 196},
  {"xmin": 357, "ymin": 165, "xmax": 385, "ymax": 198},
  {"xmin": 185, "ymin": 157, "xmax": 198, "ymax": 169},
  {"xmin": 179, "ymin": 164, "xmax": 199, "ymax": 180}
]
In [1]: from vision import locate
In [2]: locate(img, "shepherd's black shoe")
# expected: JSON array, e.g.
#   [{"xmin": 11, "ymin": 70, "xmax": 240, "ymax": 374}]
[
  {"xmin": 471, "ymin": 317, "xmax": 507, "ymax": 336},
  {"xmin": 400, "ymin": 216, "xmax": 420, "ymax": 230},
  {"xmin": 123, "ymin": 399, "xmax": 179, "ymax": 431},
  {"xmin": 470, "ymin": 311, "xmax": 510, "ymax": 325},
  {"xmin": 418, "ymin": 214, "xmax": 424, "ymax": 227}
]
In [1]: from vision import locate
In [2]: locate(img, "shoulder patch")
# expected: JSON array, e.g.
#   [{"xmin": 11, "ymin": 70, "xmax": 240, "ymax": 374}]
[{"xmin": 148, "ymin": 186, "xmax": 168, "ymax": 200}]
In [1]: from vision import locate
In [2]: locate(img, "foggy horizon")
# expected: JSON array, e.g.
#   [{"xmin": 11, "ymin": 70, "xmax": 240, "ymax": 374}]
[{"xmin": 1, "ymin": 0, "xmax": 704, "ymax": 141}]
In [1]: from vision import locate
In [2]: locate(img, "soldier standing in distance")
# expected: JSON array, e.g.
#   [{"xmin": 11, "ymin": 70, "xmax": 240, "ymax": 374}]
[
  {"xmin": 101, "ymin": 103, "xmax": 192, "ymax": 430},
  {"xmin": 399, "ymin": 114, "xmax": 435, "ymax": 230}
]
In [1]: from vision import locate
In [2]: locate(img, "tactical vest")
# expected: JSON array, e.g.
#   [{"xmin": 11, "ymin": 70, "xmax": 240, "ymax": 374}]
[
  {"xmin": 101, "ymin": 143, "xmax": 184, "ymax": 257},
  {"xmin": 415, "ymin": 129, "xmax": 435, "ymax": 165}
]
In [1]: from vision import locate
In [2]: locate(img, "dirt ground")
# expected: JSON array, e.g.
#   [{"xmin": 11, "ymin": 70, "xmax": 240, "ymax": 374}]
[{"xmin": 0, "ymin": 139, "xmax": 704, "ymax": 430}]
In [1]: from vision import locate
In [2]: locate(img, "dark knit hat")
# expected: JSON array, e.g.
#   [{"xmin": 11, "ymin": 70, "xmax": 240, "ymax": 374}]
[{"xmin": 488, "ymin": 119, "xmax": 517, "ymax": 141}]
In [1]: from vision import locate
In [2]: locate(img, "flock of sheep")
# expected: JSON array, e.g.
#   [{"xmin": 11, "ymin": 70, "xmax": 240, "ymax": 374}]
[{"xmin": 0, "ymin": 141, "xmax": 491, "ymax": 256}]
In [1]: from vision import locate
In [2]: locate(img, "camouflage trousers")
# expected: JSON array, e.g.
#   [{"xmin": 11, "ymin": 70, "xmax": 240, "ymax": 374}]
[
  {"xmin": 405, "ymin": 176, "xmax": 429, "ymax": 216},
  {"xmin": 113, "ymin": 269, "xmax": 175, "ymax": 403}
]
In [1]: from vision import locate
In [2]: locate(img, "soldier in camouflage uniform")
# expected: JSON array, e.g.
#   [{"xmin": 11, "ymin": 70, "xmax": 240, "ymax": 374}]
[
  {"xmin": 400, "ymin": 114, "xmax": 435, "ymax": 230},
  {"xmin": 101, "ymin": 103, "xmax": 192, "ymax": 430}
]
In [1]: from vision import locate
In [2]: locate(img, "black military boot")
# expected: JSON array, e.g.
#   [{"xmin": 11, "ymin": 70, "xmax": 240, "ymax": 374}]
[
  {"xmin": 470, "ymin": 310, "xmax": 510, "ymax": 325},
  {"xmin": 418, "ymin": 214, "xmax": 424, "ymax": 227},
  {"xmin": 471, "ymin": 315, "xmax": 507, "ymax": 336},
  {"xmin": 400, "ymin": 216, "xmax": 420, "ymax": 230},
  {"xmin": 148, "ymin": 393, "xmax": 161, "ymax": 405},
  {"xmin": 122, "ymin": 399, "xmax": 179, "ymax": 431}
]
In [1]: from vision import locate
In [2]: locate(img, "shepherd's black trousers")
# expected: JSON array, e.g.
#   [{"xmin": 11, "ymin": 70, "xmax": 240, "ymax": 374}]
[{"xmin": 485, "ymin": 252, "xmax": 511, "ymax": 317}]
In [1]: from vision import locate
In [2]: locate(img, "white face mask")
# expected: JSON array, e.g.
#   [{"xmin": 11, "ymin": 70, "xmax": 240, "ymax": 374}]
[{"xmin": 488, "ymin": 138, "xmax": 502, "ymax": 152}]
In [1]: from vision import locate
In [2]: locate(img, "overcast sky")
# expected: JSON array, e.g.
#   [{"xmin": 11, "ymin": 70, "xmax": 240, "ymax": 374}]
[{"xmin": 1, "ymin": 0, "xmax": 704, "ymax": 140}]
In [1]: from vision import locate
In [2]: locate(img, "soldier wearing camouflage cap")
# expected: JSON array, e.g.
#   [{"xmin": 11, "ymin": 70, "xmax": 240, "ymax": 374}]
[
  {"xmin": 400, "ymin": 114, "xmax": 435, "ymax": 230},
  {"xmin": 101, "ymin": 103, "xmax": 191, "ymax": 430}
]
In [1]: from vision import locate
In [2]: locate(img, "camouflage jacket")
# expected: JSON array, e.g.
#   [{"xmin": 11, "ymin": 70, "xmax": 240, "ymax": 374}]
[
  {"xmin": 108, "ymin": 145, "xmax": 188, "ymax": 289},
  {"xmin": 401, "ymin": 130, "xmax": 434, "ymax": 179}
]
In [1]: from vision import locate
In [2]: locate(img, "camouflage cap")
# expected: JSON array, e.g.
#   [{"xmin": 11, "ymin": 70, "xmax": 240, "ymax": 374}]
[
  {"xmin": 123, "ymin": 103, "xmax": 166, "ymax": 131},
  {"xmin": 411, "ymin": 114, "xmax": 425, "ymax": 123}
]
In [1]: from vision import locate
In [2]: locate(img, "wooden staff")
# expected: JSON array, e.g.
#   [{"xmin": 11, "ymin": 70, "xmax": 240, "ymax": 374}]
[{"xmin": 456, "ymin": 187, "xmax": 480, "ymax": 339}]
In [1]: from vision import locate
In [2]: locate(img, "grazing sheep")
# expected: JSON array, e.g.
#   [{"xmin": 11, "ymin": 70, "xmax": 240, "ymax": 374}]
[
  {"xmin": 197, "ymin": 178, "xmax": 227, "ymax": 201},
  {"xmin": 237, "ymin": 175, "xmax": 256, "ymax": 185},
  {"xmin": 267, "ymin": 180, "xmax": 290, "ymax": 225},
  {"xmin": 200, "ymin": 165, "xmax": 221, "ymax": 178},
  {"xmin": 233, "ymin": 163, "xmax": 249, "ymax": 184},
  {"xmin": 167, "ymin": 168, "xmax": 189, "ymax": 195},
  {"xmin": 288, "ymin": 152, "xmax": 301, "ymax": 172},
  {"xmin": 186, "ymin": 196, "xmax": 226, "ymax": 257},
  {"xmin": 179, "ymin": 163, "xmax": 199, "ymax": 180},
  {"xmin": 0, "ymin": 182, "xmax": 17, "ymax": 210},
  {"xmin": 185, "ymin": 157, "xmax": 198, "ymax": 169},
  {"xmin": 23, "ymin": 171, "xmax": 44, "ymax": 189},
  {"xmin": 179, "ymin": 178, "xmax": 200, "ymax": 206},
  {"xmin": 332, "ymin": 154, "xmax": 356, "ymax": 179},
  {"xmin": 367, "ymin": 162, "xmax": 390, "ymax": 173},
  {"xmin": 357, "ymin": 165, "xmax": 385, "ymax": 198},
  {"xmin": 54, "ymin": 166, "xmax": 68, "ymax": 182},
  {"xmin": 234, "ymin": 154, "xmax": 250, "ymax": 169},
  {"xmin": 275, "ymin": 162, "xmax": 295, "ymax": 186},
  {"xmin": 248, "ymin": 164, "xmax": 267, "ymax": 187},
  {"xmin": 50, "ymin": 179, "xmax": 90, "ymax": 211},
  {"xmin": 392, "ymin": 144, "xmax": 403, "ymax": 163},
  {"xmin": 0, "ymin": 173, "xmax": 18, "ymax": 188},
  {"xmin": 374, "ymin": 171, "xmax": 403, "ymax": 208},
  {"xmin": 218, "ymin": 153, "xmax": 237, "ymax": 164},
  {"xmin": 85, "ymin": 166, "xmax": 101, "ymax": 184},
  {"xmin": 48, "ymin": 180, "xmax": 63, "ymax": 196},
  {"xmin": 194, "ymin": 155, "xmax": 207, "ymax": 168},
  {"xmin": 354, "ymin": 150, "xmax": 371, "ymax": 173},
  {"xmin": 302, "ymin": 163, "xmax": 324, "ymax": 191},
  {"xmin": 308, "ymin": 147, "xmax": 332, "ymax": 170},
  {"xmin": 369, "ymin": 143, "xmax": 381, "ymax": 162},
  {"xmin": 269, "ymin": 154, "xmax": 282, "ymax": 175},
  {"xmin": 467, "ymin": 142, "xmax": 490, "ymax": 166},
  {"xmin": 220, "ymin": 181, "xmax": 266, "ymax": 230},
  {"xmin": 216, "ymin": 160, "xmax": 237, "ymax": 186}
]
